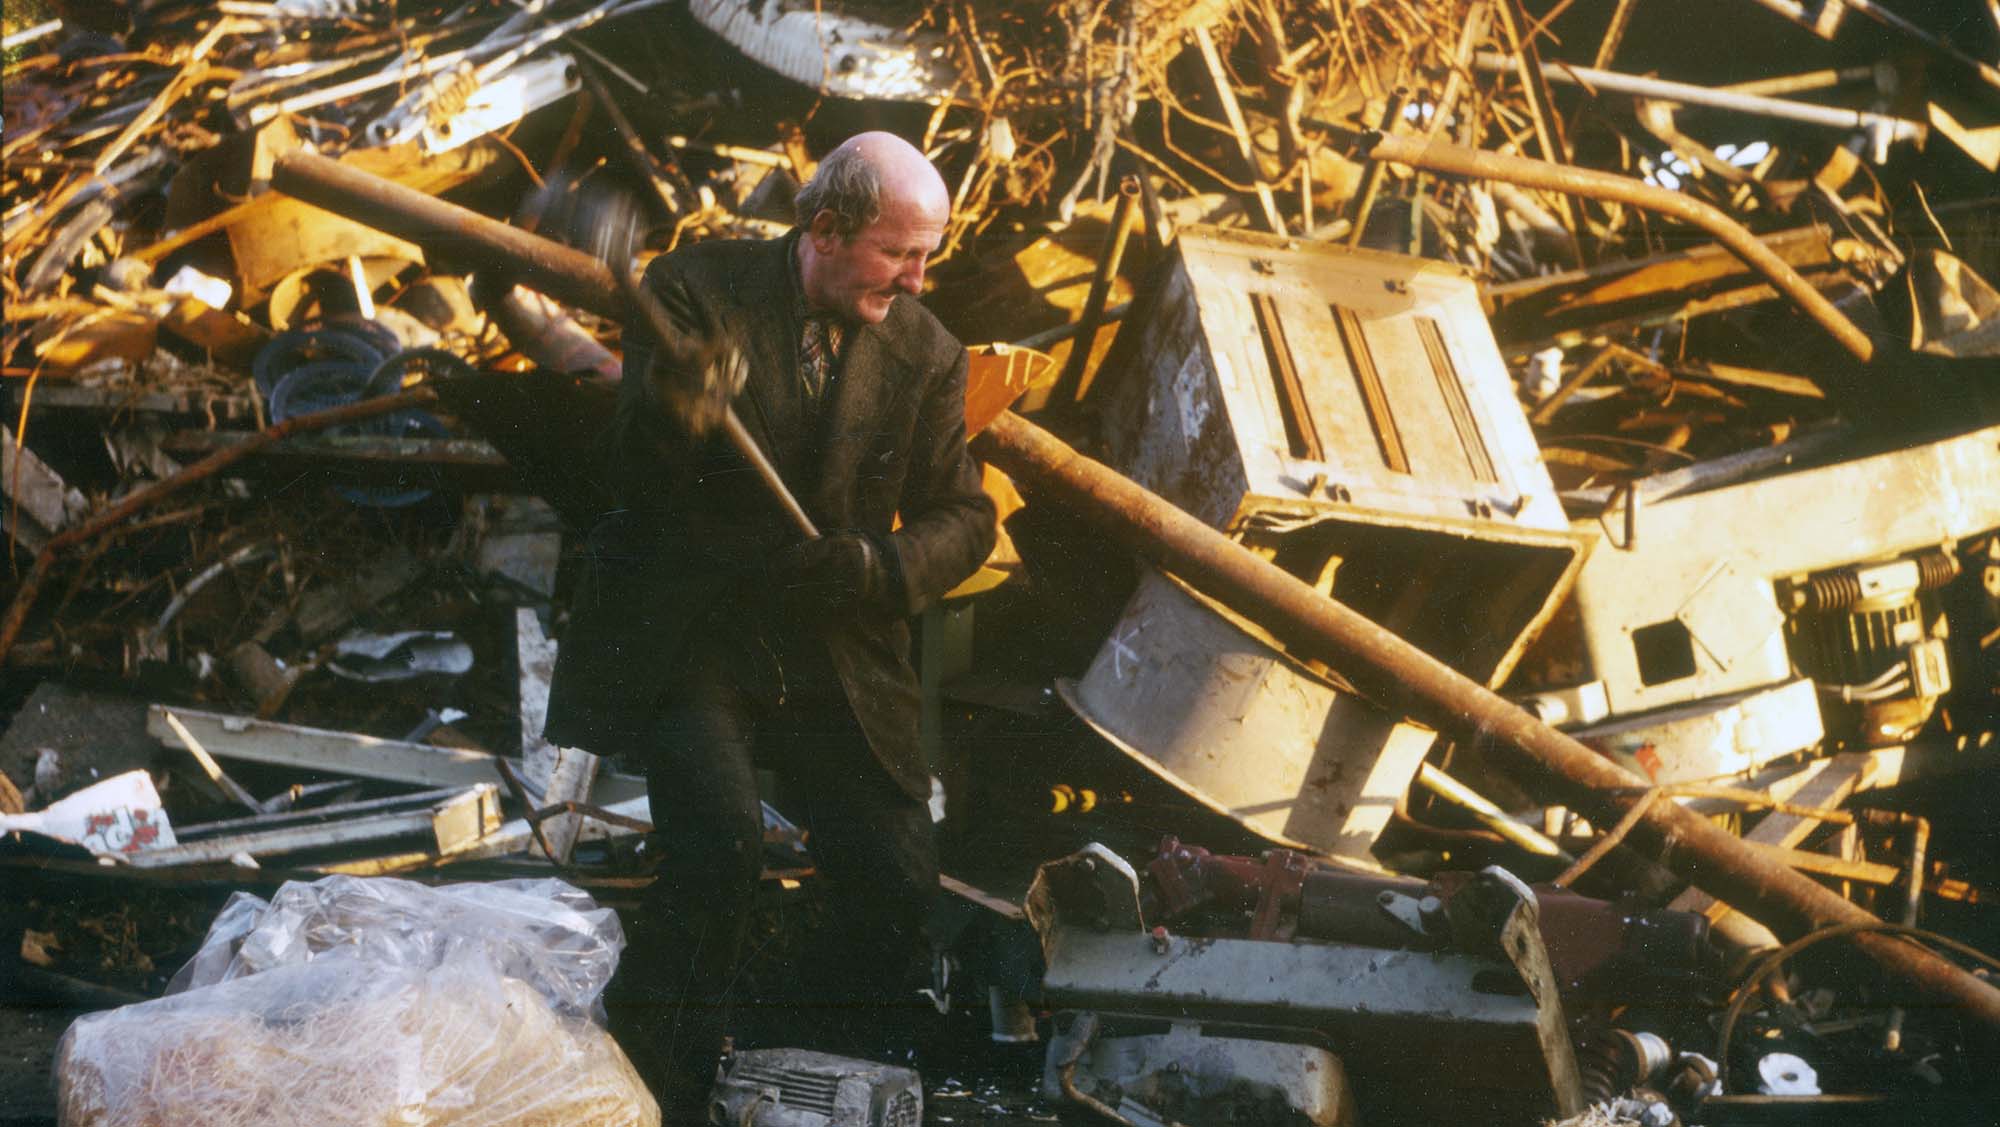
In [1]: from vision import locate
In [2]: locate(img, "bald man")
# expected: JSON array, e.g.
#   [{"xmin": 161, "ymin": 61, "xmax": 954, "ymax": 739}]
[{"xmin": 545, "ymin": 133, "xmax": 997, "ymax": 1114}]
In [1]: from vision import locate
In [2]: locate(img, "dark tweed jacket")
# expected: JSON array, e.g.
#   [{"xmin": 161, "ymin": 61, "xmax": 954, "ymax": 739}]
[{"xmin": 544, "ymin": 231, "xmax": 997, "ymax": 799}]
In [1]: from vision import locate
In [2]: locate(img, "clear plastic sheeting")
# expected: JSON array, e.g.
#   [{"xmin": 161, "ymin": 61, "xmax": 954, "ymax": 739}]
[
  {"xmin": 56, "ymin": 876, "xmax": 656, "ymax": 1127},
  {"xmin": 165, "ymin": 875, "xmax": 623, "ymax": 1019},
  {"xmin": 57, "ymin": 959, "xmax": 657, "ymax": 1127}
]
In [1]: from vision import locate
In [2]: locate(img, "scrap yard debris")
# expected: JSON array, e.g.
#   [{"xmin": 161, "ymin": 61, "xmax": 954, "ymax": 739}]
[{"xmin": 4, "ymin": 0, "xmax": 2000, "ymax": 1124}]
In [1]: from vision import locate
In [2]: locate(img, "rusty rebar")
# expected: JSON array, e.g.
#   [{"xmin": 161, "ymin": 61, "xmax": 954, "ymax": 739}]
[
  {"xmin": 1050, "ymin": 174, "xmax": 1141, "ymax": 405},
  {"xmin": 1365, "ymin": 132, "xmax": 1877, "ymax": 364}
]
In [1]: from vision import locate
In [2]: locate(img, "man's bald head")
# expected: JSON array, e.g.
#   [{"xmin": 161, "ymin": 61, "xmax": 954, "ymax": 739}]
[
  {"xmin": 795, "ymin": 133, "xmax": 950, "ymax": 324},
  {"xmin": 794, "ymin": 131, "xmax": 948, "ymax": 236}
]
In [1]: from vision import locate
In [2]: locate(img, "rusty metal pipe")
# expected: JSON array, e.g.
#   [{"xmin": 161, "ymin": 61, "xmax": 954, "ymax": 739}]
[
  {"xmin": 969, "ymin": 409, "xmax": 2000, "ymax": 1032},
  {"xmin": 271, "ymin": 149, "xmax": 623, "ymax": 319},
  {"xmin": 1050, "ymin": 175, "xmax": 1141, "ymax": 405},
  {"xmin": 1366, "ymin": 133, "xmax": 1876, "ymax": 364},
  {"xmin": 1346, "ymin": 87, "xmax": 1411, "ymax": 249},
  {"xmin": 1884, "ymin": 815, "xmax": 1931, "ymax": 1051},
  {"xmin": 1472, "ymin": 52, "xmax": 1926, "ymax": 143}
]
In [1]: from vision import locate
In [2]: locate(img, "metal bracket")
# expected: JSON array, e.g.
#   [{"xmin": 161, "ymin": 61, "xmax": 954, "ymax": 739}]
[{"xmin": 1448, "ymin": 867, "xmax": 1587, "ymax": 1117}]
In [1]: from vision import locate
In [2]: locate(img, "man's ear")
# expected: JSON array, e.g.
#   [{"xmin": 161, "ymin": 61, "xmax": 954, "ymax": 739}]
[{"xmin": 807, "ymin": 209, "xmax": 844, "ymax": 250}]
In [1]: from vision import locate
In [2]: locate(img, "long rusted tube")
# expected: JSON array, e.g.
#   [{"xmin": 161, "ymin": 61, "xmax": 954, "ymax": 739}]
[
  {"xmin": 969, "ymin": 409, "xmax": 2000, "ymax": 1033},
  {"xmin": 248, "ymin": 153, "xmax": 2000, "ymax": 1032},
  {"xmin": 271, "ymin": 149, "xmax": 623, "ymax": 319},
  {"xmin": 1366, "ymin": 133, "xmax": 1877, "ymax": 365},
  {"xmin": 1050, "ymin": 174, "xmax": 1141, "ymax": 405}
]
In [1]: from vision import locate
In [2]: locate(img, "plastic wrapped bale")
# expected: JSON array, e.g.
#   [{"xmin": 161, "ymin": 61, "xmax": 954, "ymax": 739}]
[
  {"xmin": 56, "ymin": 957, "xmax": 656, "ymax": 1127},
  {"xmin": 167, "ymin": 875, "xmax": 623, "ymax": 1019},
  {"xmin": 54, "ymin": 876, "xmax": 656, "ymax": 1127}
]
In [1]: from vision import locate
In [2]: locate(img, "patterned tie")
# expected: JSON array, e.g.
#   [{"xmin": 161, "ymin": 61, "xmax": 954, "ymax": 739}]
[{"xmin": 799, "ymin": 316, "xmax": 844, "ymax": 407}]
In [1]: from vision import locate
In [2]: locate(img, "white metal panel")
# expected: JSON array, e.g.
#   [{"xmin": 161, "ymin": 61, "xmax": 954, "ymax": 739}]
[{"xmin": 1571, "ymin": 424, "xmax": 2000, "ymax": 713}]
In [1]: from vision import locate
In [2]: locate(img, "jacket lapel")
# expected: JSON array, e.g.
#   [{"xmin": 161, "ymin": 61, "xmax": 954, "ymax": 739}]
[
  {"xmin": 812, "ymin": 313, "xmax": 912, "ymax": 525},
  {"xmin": 730, "ymin": 236, "xmax": 807, "ymax": 477}
]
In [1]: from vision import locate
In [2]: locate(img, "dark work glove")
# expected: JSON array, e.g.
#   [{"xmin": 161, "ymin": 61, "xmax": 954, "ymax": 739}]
[
  {"xmin": 640, "ymin": 316, "xmax": 748, "ymax": 439},
  {"xmin": 769, "ymin": 531, "xmax": 894, "ymax": 618},
  {"xmin": 620, "ymin": 264, "xmax": 748, "ymax": 438}
]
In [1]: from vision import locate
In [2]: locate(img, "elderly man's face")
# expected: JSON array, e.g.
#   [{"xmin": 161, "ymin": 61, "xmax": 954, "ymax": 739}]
[{"xmin": 805, "ymin": 192, "xmax": 946, "ymax": 325}]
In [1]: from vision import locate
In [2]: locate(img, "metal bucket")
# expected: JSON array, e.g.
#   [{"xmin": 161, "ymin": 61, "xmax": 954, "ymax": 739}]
[{"xmin": 1060, "ymin": 568, "xmax": 1437, "ymax": 860}]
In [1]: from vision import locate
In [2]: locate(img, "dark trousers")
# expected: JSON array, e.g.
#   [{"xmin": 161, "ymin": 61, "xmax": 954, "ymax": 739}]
[{"xmin": 620, "ymin": 652, "xmax": 939, "ymax": 1106}]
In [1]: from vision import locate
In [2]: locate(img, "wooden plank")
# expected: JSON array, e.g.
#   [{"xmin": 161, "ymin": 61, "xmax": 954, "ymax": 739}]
[
  {"xmin": 1744, "ymin": 840, "xmax": 1984, "ymax": 904},
  {"xmin": 159, "ymin": 710, "xmax": 261, "ymax": 812},
  {"xmin": 1484, "ymin": 226, "xmax": 1839, "ymax": 345},
  {"xmin": 941, "ymin": 872, "xmax": 1025, "ymax": 921},
  {"xmin": 130, "ymin": 784, "xmax": 498, "ymax": 867},
  {"xmin": 1672, "ymin": 361, "xmax": 1826, "ymax": 400},
  {"xmin": 1672, "ymin": 752, "xmax": 1874, "ymax": 918},
  {"xmin": 1191, "ymin": 25, "xmax": 1287, "ymax": 235}
]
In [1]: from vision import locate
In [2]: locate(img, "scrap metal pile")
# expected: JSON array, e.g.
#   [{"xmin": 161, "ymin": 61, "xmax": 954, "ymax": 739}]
[{"xmin": 4, "ymin": 0, "xmax": 2000, "ymax": 1124}]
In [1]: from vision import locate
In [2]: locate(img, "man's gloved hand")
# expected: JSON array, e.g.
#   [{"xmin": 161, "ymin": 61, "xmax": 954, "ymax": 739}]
[
  {"xmin": 647, "ymin": 335, "xmax": 748, "ymax": 437},
  {"xmin": 620, "ymin": 263, "xmax": 748, "ymax": 438},
  {"xmin": 769, "ymin": 531, "xmax": 894, "ymax": 618}
]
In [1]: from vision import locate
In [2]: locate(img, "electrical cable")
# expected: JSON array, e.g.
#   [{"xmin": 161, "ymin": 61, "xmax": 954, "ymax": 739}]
[{"xmin": 1715, "ymin": 921, "xmax": 2000, "ymax": 1092}]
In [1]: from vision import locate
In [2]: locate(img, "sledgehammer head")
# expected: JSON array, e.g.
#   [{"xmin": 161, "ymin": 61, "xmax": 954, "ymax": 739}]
[{"xmin": 616, "ymin": 262, "xmax": 748, "ymax": 439}]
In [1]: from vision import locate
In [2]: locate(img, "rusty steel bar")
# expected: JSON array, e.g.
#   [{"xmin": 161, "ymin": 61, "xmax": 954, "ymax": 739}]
[
  {"xmin": 271, "ymin": 149, "xmax": 623, "ymax": 318},
  {"xmin": 1491, "ymin": 0, "xmax": 1588, "ymax": 255},
  {"xmin": 1472, "ymin": 52, "xmax": 1926, "ymax": 143},
  {"xmin": 1592, "ymin": 0, "xmax": 1640, "ymax": 68},
  {"xmin": 1366, "ymin": 133, "xmax": 1878, "ymax": 364},
  {"xmin": 968, "ymin": 409, "xmax": 2000, "ymax": 1033},
  {"xmin": 1050, "ymin": 174, "xmax": 1141, "ymax": 406},
  {"xmin": 1885, "ymin": 815, "xmax": 1932, "ymax": 1051},
  {"xmin": 1346, "ymin": 86, "xmax": 1411, "ymax": 249}
]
